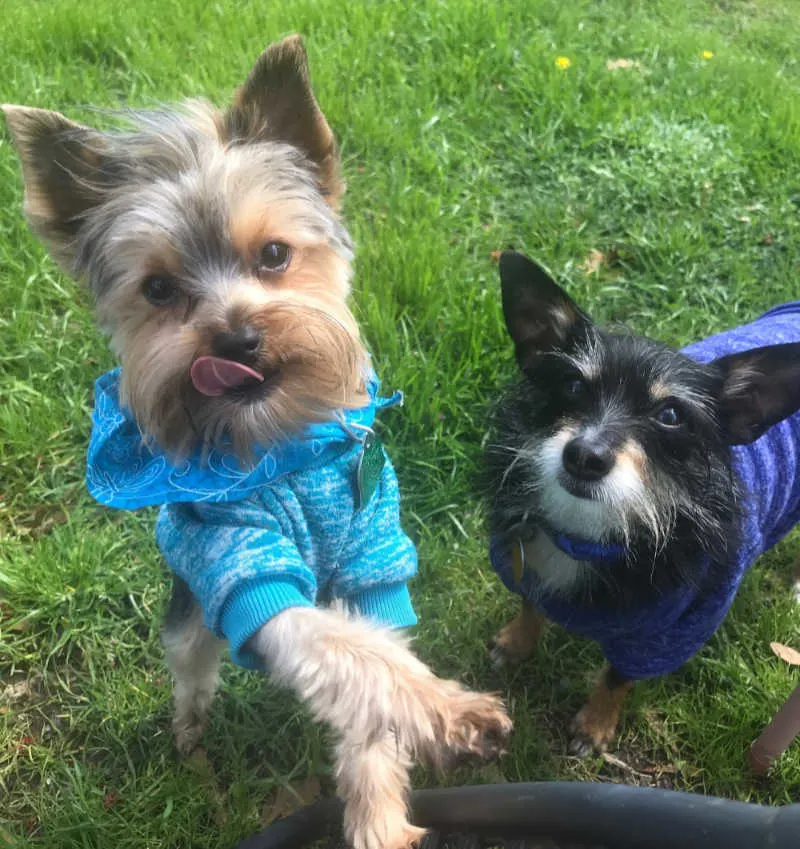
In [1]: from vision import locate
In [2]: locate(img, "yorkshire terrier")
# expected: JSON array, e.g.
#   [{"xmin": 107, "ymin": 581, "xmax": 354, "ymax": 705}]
[
  {"xmin": 3, "ymin": 36, "xmax": 511, "ymax": 849},
  {"xmin": 486, "ymin": 250, "xmax": 800, "ymax": 755}
]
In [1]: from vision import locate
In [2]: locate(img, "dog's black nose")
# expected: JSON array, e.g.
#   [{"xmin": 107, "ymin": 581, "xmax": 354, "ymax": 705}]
[
  {"xmin": 211, "ymin": 325, "xmax": 261, "ymax": 363},
  {"xmin": 562, "ymin": 436, "xmax": 615, "ymax": 481}
]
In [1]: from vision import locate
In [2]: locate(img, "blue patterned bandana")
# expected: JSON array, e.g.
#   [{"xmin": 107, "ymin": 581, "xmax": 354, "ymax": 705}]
[{"xmin": 86, "ymin": 368, "xmax": 402, "ymax": 510}]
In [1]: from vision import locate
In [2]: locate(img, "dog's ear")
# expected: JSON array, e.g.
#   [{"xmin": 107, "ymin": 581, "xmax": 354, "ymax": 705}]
[
  {"xmin": 715, "ymin": 342, "xmax": 800, "ymax": 444},
  {"xmin": 3, "ymin": 105, "xmax": 112, "ymax": 270},
  {"xmin": 225, "ymin": 35, "xmax": 342, "ymax": 204},
  {"xmin": 499, "ymin": 251, "xmax": 590, "ymax": 370}
]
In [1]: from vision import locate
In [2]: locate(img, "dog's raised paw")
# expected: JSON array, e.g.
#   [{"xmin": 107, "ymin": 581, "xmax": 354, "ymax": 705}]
[
  {"xmin": 172, "ymin": 711, "xmax": 207, "ymax": 756},
  {"xmin": 444, "ymin": 691, "xmax": 513, "ymax": 763}
]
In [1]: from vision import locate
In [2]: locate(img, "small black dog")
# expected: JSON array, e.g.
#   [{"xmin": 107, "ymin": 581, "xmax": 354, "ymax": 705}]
[{"xmin": 486, "ymin": 250, "xmax": 800, "ymax": 754}]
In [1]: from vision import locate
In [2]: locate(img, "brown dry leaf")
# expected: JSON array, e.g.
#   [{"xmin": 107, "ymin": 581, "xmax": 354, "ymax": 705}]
[
  {"xmin": 581, "ymin": 249, "xmax": 606, "ymax": 274},
  {"xmin": 490, "ymin": 250, "xmax": 501, "ymax": 262},
  {"xmin": 103, "ymin": 789, "xmax": 119, "ymax": 810},
  {"xmin": 581, "ymin": 248, "xmax": 620, "ymax": 274},
  {"xmin": 770, "ymin": 641, "xmax": 800, "ymax": 666},
  {"xmin": 15, "ymin": 734, "xmax": 35, "ymax": 754},
  {"xmin": 261, "ymin": 776, "xmax": 322, "ymax": 825},
  {"xmin": 2, "ymin": 678, "xmax": 35, "ymax": 704},
  {"xmin": 606, "ymin": 58, "xmax": 642, "ymax": 71}
]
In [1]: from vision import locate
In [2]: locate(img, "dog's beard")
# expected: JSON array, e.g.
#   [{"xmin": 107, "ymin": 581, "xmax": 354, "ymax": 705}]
[
  {"xmin": 117, "ymin": 300, "xmax": 367, "ymax": 460},
  {"xmin": 530, "ymin": 427, "xmax": 674, "ymax": 551}
]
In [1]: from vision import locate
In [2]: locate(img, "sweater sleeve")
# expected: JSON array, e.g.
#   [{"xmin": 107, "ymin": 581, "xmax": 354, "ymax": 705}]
[{"xmin": 156, "ymin": 499, "xmax": 315, "ymax": 669}]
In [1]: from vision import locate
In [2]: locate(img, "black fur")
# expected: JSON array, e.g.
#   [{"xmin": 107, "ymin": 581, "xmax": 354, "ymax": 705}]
[{"xmin": 486, "ymin": 252, "xmax": 753, "ymax": 611}]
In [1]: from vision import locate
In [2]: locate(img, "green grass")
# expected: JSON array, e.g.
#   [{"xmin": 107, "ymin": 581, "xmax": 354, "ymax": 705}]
[{"xmin": 3, "ymin": 0, "xmax": 800, "ymax": 844}]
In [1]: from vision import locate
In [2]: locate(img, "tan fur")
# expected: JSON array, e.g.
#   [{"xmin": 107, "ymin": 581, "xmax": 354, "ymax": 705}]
[
  {"xmin": 225, "ymin": 35, "xmax": 343, "ymax": 204},
  {"xmin": 251, "ymin": 605, "xmax": 512, "ymax": 849},
  {"xmin": 490, "ymin": 602, "xmax": 546, "ymax": 666},
  {"xmin": 335, "ymin": 733, "xmax": 425, "ymax": 849},
  {"xmin": 650, "ymin": 379, "xmax": 670, "ymax": 401},
  {"xmin": 6, "ymin": 38, "xmax": 513, "ymax": 849},
  {"xmin": 617, "ymin": 438, "xmax": 647, "ymax": 478},
  {"xmin": 570, "ymin": 667, "xmax": 633, "ymax": 753}
]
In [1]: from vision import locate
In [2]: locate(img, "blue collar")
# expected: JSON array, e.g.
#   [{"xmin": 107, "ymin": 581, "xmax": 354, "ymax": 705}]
[
  {"xmin": 542, "ymin": 525, "xmax": 626, "ymax": 564},
  {"xmin": 86, "ymin": 366, "xmax": 402, "ymax": 510}
]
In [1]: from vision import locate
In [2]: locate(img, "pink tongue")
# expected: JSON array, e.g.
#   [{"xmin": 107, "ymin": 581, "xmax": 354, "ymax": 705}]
[{"xmin": 190, "ymin": 356, "xmax": 264, "ymax": 397}]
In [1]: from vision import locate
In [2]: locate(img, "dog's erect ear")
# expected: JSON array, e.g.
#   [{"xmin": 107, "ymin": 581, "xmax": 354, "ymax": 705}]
[
  {"xmin": 715, "ymin": 342, "xmax": 800, "ymax": 445},
  {"xmin": 2, "ymin": 105, "xmax": 111, "ymax": 269},
  {"xmin": 499, "ymin": 251, "xmax": 590, "ymax": 370},
  {"xmin": 225, "ymin": 35, "xmax": 341, "ymax": 203}
]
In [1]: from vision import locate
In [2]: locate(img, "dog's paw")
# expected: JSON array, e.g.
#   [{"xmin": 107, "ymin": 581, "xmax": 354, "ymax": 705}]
[
  {"xmin": 487, "ymin": 609, "xmax": 542, "ymax": 668},
  {"xmin": 488, "ymin": 625, "xmax": 530, "ymax": 668},
  {"xmin": 567, "ymin": 704, "xmax": 617, "ymax": 757},
  {"xmin": 172, "ymin": 710, "xmax": 207, "ymax": 756},
  {"xmin": 443, "ymin": 691, "xmax": 513, "ymax": 764},
  {"xmin": 348, "ymin": 810, "xmax": 426, "ymax": 849}
]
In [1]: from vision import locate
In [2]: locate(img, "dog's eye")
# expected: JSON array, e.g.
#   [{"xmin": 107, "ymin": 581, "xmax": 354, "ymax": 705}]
[
  {"xmin": 257, "ymin": 242, "xmax": 292, "ymax": 274},
  {"xmin": 142, "ymin": 275, "xmax": 179, "ymax": 306},
  {"xmin": 564, "ymin": 377, "xmax": 585, "ymax": 399},
  {"xmin": 655, "ymin": 405, "xmax": 682, "ymax": 428}
]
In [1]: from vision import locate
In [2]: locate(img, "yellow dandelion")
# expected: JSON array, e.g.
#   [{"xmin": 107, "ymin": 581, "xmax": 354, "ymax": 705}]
[
  {"xmin": 701, "ymin": 50, "xmax": 714, "ymax": 60},
  {"xmin": 555, "ymin": 56, "xmax": 572, "ymax": 70}
]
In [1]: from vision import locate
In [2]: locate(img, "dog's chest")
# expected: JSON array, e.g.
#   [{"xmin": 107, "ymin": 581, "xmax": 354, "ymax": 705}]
[{"xmin": 523, "ymin": 531, "xmax": 590, "ymax": 594}]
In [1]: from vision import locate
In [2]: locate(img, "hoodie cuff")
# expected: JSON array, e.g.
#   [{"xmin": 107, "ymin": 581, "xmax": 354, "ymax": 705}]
[
  {"xmin": 220, "ymin": 578, "xmax": 313, "ymax": 669},
  {"xmin": 345, "ymin": 581, "xmax": 417, "ymax": 630}
]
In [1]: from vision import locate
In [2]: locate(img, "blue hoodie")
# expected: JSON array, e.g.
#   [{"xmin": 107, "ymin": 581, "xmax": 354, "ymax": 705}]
[
  {"xmin": 491, "ymin": 303, "xmax": 800, "ymax": 680},
  {"xmin": 86, "ymin": 369, "xmax": 417, "ymax": 668}
]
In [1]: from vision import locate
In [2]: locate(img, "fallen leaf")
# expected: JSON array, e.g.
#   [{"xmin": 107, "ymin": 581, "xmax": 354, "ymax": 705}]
[
  {"xmin": 770, "ymin": 641, "xmax": 800, "ymax": 666},
  {"xmin": 580, "ymin": 248, "xmax": 619, "ymax": 274},
  {"xmin": 103, "ymin": 789, "xmax": 119, "ymax": 810},
  {"xmin": 606, "ymin": 58, "xmax": 642, "ymax": 71},
  {"xmin": 581, "ymin": 249, "xmax": 606, "ymax": 273},
  {"xmin": 261, "ymin": 777, "xmax": 322, "ymax": 825},
  {"xmin": 490, "ymin": 250, "xmax": 501, "ymax": 262},
  {"xmin": 2, "ymin": 678, "xmax": 37, "ymax": 704},
  {"xmin": 16, "ymin": 735, "xmax": 35, "ymax": 753},
  {"xmin": 761, "ymin": 233, "xmax": 774, "ymax": 245}
]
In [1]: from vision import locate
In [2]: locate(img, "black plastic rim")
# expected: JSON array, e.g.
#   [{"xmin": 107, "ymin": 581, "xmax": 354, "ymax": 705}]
[{"xmin": 235, "ymin": 781, "xmax": 800, "ymax": 849}]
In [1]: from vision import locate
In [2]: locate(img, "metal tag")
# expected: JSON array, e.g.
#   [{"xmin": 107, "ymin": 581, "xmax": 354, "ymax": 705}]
[{"xmin": 355, "ymin": 431, "xmax": 385, "ymax": 509}]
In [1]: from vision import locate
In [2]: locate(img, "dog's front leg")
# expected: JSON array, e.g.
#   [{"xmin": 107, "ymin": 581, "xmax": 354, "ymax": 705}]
[
  {"xmin": 569, "ymin": 665, "xmax": 633, "ymax": 756},
  {"xmin": 250, "ymin": 605, "xmax": 512, "ymax": 849},
  {"xmin": 162, "ymin": 576, "xmax": 223, "ymax": 755},
  {"xmin": 489, "ymin": 601, "xmax": 546, "ymax": 667}
]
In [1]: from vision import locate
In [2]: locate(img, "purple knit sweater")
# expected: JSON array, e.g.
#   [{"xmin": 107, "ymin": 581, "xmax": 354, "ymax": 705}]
[{"xmin": 491, "ymin": 303, "xmax": 800, "ymax": 680}]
